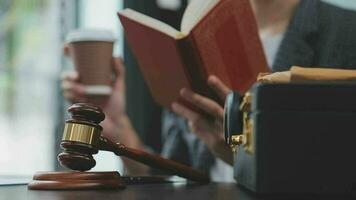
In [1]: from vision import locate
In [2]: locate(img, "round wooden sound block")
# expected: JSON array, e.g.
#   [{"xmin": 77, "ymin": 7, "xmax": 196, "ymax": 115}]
[{"xmin": 28, "ymin": 171, "xmax": 126, "ymax": 190}]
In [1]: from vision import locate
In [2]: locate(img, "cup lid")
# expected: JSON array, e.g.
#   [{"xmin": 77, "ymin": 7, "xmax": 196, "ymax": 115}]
[{"xmin": 66, "ymin": 29, "xmax": 116, "ymax": 43}]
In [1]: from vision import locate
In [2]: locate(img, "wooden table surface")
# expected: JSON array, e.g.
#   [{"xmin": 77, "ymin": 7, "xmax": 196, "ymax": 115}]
[
  {"xmin": 0, "ymin": 183, "xmax": 260, "ymax": 200},
  {"xmin": 0, "ymin": 183, "xmax": 353, "ymax": 200}
]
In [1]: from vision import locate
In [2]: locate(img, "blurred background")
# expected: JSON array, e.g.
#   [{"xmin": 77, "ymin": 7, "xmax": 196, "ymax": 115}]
[
  {"xmin": 0, "ymin": 0, "xmax": 356, "ymax": 176},
  {"xmin": 0, "ymin": 0, "xmax": 124, "ymax": 176}
]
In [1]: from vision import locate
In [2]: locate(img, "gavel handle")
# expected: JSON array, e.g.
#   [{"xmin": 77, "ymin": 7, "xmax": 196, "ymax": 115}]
[
  {"xmin": 119, "ymin": 145, "xmax": 210, "ymax": 183},
  {"xmin": 99, "ymin": 137, "xmax": 210, "ymax": 183}
]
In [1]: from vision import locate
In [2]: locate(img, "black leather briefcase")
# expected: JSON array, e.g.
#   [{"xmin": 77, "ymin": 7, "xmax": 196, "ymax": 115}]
[{"xmin": 224, "ymin": 83, "xmax": 356, "ymax": 195}]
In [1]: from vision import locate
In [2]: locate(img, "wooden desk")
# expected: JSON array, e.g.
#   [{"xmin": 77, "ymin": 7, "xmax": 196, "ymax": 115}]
[
  {"xmin": 1, "ymin": 183, "xmax": 352, "ymax": 200},
  {"xmin": 1, "ymin": 183, "xmax": 260, "ymax": 200}
]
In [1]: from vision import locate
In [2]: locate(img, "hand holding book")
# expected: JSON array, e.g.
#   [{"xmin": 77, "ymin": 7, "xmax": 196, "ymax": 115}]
[
  {"xmin": 117, "ymin": 0, "xmax": 270, "ymax": 165},
  {"xmin": 172, "ymin": 75, "xmax": 233, "ymax": 165},
  {"xmin": 118, "ymin": 0, "xmax": 270, "ymax": 113}
]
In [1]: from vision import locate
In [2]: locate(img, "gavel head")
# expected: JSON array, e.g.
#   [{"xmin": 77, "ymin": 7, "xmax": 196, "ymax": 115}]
[{"xmin": 58, "ymin": 103, "xmax": 105, "ymax": 171}]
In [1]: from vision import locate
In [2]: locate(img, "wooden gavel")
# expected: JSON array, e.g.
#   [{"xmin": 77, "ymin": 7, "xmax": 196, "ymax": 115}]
[{"xmin": 58, "ymin": 103, "xmax": 210, "ymax": 183}]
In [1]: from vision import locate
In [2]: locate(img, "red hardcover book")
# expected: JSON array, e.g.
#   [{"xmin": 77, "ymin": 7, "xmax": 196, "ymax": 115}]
[{"xmin": 118, "ymin": 0, "xmax": 269, "ymax": 109}]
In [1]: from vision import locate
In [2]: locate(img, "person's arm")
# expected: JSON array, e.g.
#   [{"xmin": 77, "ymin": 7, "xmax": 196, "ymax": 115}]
[{"xmin": 171, "ymin": 76, "xmax": 233, "ymax": 165}]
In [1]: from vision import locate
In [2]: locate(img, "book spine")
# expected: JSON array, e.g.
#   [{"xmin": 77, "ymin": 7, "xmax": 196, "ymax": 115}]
[{"xmin": 176, "ymin": 36, "xmax": 221, "ymax": 104}]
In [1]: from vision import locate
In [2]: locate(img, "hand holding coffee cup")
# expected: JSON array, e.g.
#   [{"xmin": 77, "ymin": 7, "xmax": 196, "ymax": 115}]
[
  {"xmin": 65, "ymin": 29, "xmax": 116, "ymax": 102},
  {"xmin": 62, "ymin": 30, "xmax": 130, "ymax": 145}
]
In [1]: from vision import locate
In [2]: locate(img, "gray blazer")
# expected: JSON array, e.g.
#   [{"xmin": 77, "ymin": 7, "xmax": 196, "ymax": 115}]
[
  {"xmin": 274, "ymin": 0, "xmax": 356, "ymax": 71},
  {"xmin": 161, "ymin": 0, "xmax": 356, "ymax": 173}
]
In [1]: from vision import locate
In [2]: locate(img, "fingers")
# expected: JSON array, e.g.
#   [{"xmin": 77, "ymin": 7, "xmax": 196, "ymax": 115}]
[
  {"xmin": 61, "ymin": 71, "xmax": 79, "ymax": 82},
  {"xmin": 62, "ymin": 82, "xmax": 87, "ymax": 103},
  {"xmin": 112, "ymin": 57, "xmax": 125, "ymax": 78},
  {"xmin": 180, "ymin": 88, "xmax": 224, "ymax": 120},
  {"xmin": 61, "ymin": 71, "xmax": 86, "ymax": 103},
  {"xmin": 172, "ymin": 103, "xmax": 211, "ymax": 139},
  {"xmin": 112, "ymin": 57, "xmax": 125, "ymax": 90},
  {"xmin": 172, "ymin": 102, "xmax": 200, "ymax": 123},
  {"xmin": 207, "ymin": 75, "xmax": 231, "ymax": 102}
]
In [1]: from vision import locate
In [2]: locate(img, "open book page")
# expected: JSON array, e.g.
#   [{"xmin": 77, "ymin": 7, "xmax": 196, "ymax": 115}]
[
  {"xmin": 181, "ymin": 0, "xmax": 220, "ymax": 34},
  {"xmin": 187, "ymin": 0, "xmax": 269, "ymax": 93},
  {"xmin": 119, "ymin": 9, "xmax": 185, "ymax": 39}
]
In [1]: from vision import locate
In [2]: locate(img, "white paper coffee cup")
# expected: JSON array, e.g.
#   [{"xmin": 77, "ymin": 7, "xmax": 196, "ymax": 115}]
[{"xmin": 66, "ymin": 29, "xmax": 116, "ymax": 95}]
